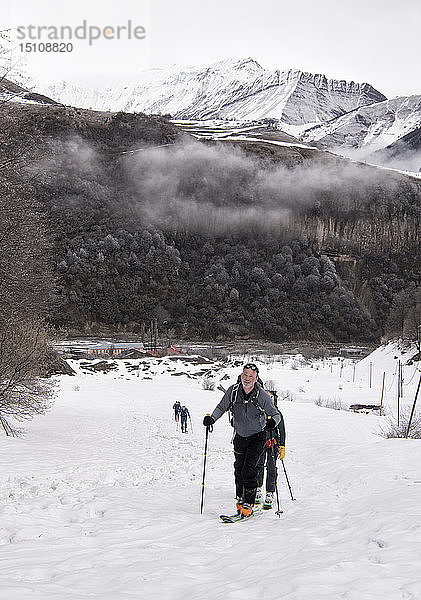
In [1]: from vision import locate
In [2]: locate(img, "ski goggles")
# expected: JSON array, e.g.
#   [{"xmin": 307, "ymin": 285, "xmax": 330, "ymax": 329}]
[{"xmin": 243, "ymin": 363, "xmax": 259, "ymax": 373}]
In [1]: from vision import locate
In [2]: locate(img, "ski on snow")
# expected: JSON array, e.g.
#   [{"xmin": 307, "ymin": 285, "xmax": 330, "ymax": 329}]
[
  {"xmin": 219, "ymin": 506, "xmax": 264, "ymax": 523},
  {"xmin": 219, "ymin": 504, "xmax": 283, "ymax": 522}
]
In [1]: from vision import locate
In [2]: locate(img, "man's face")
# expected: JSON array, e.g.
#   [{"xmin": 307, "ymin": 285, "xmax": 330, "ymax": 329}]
[{"xmin": 241, "ymin": 368, "xmax": 258, "ymax": 389}]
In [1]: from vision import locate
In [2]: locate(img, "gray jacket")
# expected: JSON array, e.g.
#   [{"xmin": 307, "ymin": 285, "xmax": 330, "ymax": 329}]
[{"xmin": 211, "ymin": 383, "xmax": 281, "ymax": 437}]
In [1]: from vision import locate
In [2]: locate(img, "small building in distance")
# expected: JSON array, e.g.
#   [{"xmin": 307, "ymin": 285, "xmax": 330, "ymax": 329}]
[
  {"xmin": 87, "ymin": 342, "xmax": 181, "ymax": 358},
  {"xmin": 119, "ymin": 348, "xmax": 148, "ymax": 359},
  {"xmin": 167, "ymin": 344, "xmax": 181, "ymax": 355},
  {"xmin": 88, "ymin": 342, "xmax": 145, "ymax": 357},
  {"xmin": 340, "ymin": 347, "xmax": 365, "ymax": 357}
]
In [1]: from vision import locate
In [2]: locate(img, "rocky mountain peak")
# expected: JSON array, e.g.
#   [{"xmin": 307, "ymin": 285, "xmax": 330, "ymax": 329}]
[
  {"xmin": 37, "ymin": 58, "xmax": 387, "ymax": 126},
  {"xmin": 210, "ymin": 57, "xmax": 263, "ymax": 73}
]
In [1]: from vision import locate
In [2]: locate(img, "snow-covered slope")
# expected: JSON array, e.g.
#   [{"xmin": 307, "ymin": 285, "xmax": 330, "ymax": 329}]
[
  {"xmin": 41, "ymin": 58, "xmax": 385, "ymax": 125},
  {"xmin": 301, "ymin": 95, "xmax": 421, "ymax": 161},
  {"xmin": 0, "ymin": 345, "xmax": 420, "ymax": 599},
  {"xmin": 0, "ymin": 76, "xmax": 59, "ymax": 106}
]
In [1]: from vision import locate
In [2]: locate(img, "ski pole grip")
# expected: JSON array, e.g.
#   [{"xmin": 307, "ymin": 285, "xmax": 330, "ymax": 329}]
[{"xmin": 203, "ymin": 414, "xmax": 214, "ymax": 431}]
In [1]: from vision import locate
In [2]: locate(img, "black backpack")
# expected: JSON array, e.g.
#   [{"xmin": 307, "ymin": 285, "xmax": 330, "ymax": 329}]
[{"xmin": 226, "ymin": 381, "xmax": 267, "ymax": 427}]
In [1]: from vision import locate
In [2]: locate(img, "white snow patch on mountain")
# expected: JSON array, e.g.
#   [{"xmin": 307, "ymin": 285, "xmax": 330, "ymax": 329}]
[{"xmin": 219, "ymin": 135, "xmax": 318, "ymax": 150}]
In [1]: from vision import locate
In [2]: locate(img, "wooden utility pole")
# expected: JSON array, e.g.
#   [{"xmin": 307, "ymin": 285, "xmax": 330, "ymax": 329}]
[
  {"xmin": 379, "ymin": 372, "xmax": 386, "ymax": 416},
  {"xmin": 397, "ymin": 360, "xmax": 401, "ymax": 426},
  {"xmin": 406, "ymin": 375, "xmax": 421, "ymax": 438},
  {"xmin": 153, "ymin": 318, "xmax": 158, "ymax": 351},
  {"xmin": 400, "ymin": 363, "xmax": 404, "ymax": 400}
]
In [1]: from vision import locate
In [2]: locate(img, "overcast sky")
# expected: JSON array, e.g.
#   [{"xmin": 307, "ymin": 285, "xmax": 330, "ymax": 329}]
[{"xmin": 3, "ymin": 0, "xmax": 420, "ymax": 98}]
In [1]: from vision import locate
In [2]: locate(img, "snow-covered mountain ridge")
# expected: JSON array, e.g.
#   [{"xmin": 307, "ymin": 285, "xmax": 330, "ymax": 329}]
[
  {"xmin": 40, "ymin": 58, "xmax": 386, "ymax": 125},
  {"xmin": 302, "ymin": 95, "xmax": 421, "ymax": 163}
]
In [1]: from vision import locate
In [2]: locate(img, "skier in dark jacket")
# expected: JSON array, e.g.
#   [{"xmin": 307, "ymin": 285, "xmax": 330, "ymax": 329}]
[
  {"xmin": 173, "ymin": 401, "xmax": 181, "ymax": 422},
  {"xmin": 180, "ymin": 405, "xmax": 190, "ymax": 433},
  {"xmin": 203, "ymin": 363, "xmax": 283, "ymax": 518},
  {"xmin": 256, "ymin": 391, "xmax": 286, "ymax": 509}
]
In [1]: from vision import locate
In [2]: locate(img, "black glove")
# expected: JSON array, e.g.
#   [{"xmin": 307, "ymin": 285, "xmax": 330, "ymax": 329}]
[
  {"xmin": 264, "ymin": 417, "xmax": 277, "ymax": 430},
  {"xmin": 203, "ymin": 415, "xmax": 215, "ymax": 427}
]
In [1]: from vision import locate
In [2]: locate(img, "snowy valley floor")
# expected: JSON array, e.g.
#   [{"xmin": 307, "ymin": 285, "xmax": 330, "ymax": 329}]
[{"xmin": 0, "ymin": 350, "xmax": 420, "ymax": 600}]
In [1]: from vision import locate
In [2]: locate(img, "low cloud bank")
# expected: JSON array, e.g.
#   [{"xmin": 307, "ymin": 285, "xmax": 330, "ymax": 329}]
[{"xmin": 123, "ymin": 140, "xmax": 405, "ymax": 233}]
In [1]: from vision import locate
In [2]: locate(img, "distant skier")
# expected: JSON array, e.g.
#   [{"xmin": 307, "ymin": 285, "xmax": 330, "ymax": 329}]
[
  {"xmin": 256, "ymin": 391, "xmax": 286, "ymax": 509},
  {"xmin": 203, "ymin": 363, "xmax": 283, "ymax": 519},
  {"xmin": 173, "ymin": 401, "xmax": 181, "ymax": 422},
  {"xmin": 180, "ymin": 405, "xmax": 190, "ymax": 433}
]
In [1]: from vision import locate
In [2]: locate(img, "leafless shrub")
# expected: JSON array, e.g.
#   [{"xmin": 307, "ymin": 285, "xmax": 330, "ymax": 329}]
[
  {"xmin": 379, "ymin": 407, "xmax": 421, "ymax": 439},
  {"xmin": 202, "ymin": 377, "xmax": 215, "ymax": 391},
  {"xmin": 326, "ymin": 398, "xmax": 345, "ymax": 411},
  {"xmin": 314, "ymin": 395, "xmax": 345, "ymax": 411},
  {"xmin": 0, "ymin": 316, "xmax": 55, "ymax": 436},
  {"xmin": 279, "ymin": 390, "xmax": 295, "ymax": 402},
  {"xmin": 264, "ymin": 379, "xmax": 277, "ymax": 392}
]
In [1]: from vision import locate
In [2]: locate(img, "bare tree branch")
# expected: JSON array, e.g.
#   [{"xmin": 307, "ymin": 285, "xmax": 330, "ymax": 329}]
[{"xmin": 0, "ymin": 316, "xmax": 55, "ymax": 435}]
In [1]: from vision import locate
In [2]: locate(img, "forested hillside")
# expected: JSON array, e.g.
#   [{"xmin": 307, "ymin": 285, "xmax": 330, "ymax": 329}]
[{"xmin": 2, "ymin": 102, "xmax": 420, "ymax": 342}]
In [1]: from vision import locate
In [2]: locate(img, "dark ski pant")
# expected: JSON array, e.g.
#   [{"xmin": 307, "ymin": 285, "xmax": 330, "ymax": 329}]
[
  {"xmin": 233, "ymin": 430, "xmax": 266, "ymax": 504},
  {"xmin": 181, "ymin": 416, "xmax": 188, "ymax": 432},
  {"xmin": 257, "ymin": 447, "xmax": 277, "ymax": 493}
]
